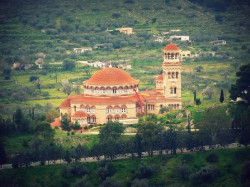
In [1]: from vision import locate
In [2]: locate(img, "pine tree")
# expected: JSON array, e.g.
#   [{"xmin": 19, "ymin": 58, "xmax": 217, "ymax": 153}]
[
  {"xmin": 61, "ymin": 114, "xmax": 71, "ymax": 131},
  {"xmin": 193, "ymin": 90, "xmax": 197, "ymax": 102},
  {"xmin": 220, "ymin": 89, "xmax": 224, "ymax": 103}
]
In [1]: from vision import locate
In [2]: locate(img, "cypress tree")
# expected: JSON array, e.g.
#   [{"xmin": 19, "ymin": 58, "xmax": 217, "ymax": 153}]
[
  {"xmin": 220, "ymin": 89, "xmax": 224, "ymax": 103},
  {"xmin": 193, "ymin": 90, "xmax": 197, "ymax": 102}
]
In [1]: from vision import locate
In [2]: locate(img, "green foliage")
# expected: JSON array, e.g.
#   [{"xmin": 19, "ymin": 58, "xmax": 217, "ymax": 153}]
[
  {"xmin": 100, "ymin": 177, "xmax": 123, "ymax": 187},
  {"xmin": 206, "ymin": 153, "xmax": 218, "ymax": 163},
  {"xmin": 61, "ymin": 114, "xmax": 71, "ymax": 131},
  {"xmin": 241, "ymin": 161, "xmax": 250, "ymax": 185},
  {"xmin": 220, "ymin": 89, "xmax": 224, "ymax": 103},
  {"xmin": 63, "ymin": 59, "xmax": 75, "ymax": 71},
  {"xmin": 71, "ymin": 121, "xmax": 81, "ymax": 132},
  {"xmin": 196, "ymin": 106, "xmax": 232, "ymax": 145},
  {"xmin": 195, "ymin": 98, "xmax": 201, "ymax": 106},
  {"xmin": 3, "ymin": 68, "xmax": 11, "ymax": 80},
  {"xmin": 61, "ymin": 162, "xmax": 89, "ymax": 178},
  {"xmin": 159, "ymin": 107, "xmax": 170, "ymax": 114},
  {"xmin": 230, "ymin": 63, "xmax": 250, "ymax": 104},
  {"xmin": 99, "ymin": 122, "xmax": 124, "ymax": 142},
  {"xmin": 176, "ymin": 164, "xmax": 191, "ymax": 180},
  {"xmin": 0, "ymin": 148, "xmax": 250, "ymax": 186},
  {"xmin": 194, "ymin": 66, "xmax": 204, "ymax": 72},
  {"xmin": 133, "ymin": 162, "xmax": 157, "ymax": 179},
  {"xmin": 72, "ymin": 175, "xmax": 93, "ymax": 187},
  {"xmin": 0, "ymin": 140, "xmax": 7, "ymax": 165},
  {"xmin": 137, "ymin": 121, "xmax": 164, "ymax": 156},
  {"xmin": 29, "ymin": 76, "xmax": 39, "ymax": 82},
  {"xmin": 33, "ymin": 121, "xmax": 55, "ymax": 143},
  {"xmin": 131, "ymin": 178, "xmax": 149, "ymax": 187},
  {"xmin": 189, "ymin": 166, "xmax": 219, "ymax": 185}
]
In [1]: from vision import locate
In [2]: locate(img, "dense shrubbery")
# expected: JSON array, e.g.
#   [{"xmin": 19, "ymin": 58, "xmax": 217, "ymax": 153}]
[
  {"xmin": 189, "ymin": 166, "xmax": 219, "ymax": 185},
  {"xmin": 61, "ymin": 162, "xmax": 89, "ymax": 178},
  {"xmin": 206, "ymin": 153, "xmax": 218, "ymax": 163}
]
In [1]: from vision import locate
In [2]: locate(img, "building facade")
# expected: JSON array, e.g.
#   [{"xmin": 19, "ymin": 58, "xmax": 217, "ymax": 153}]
[{"xmin": 58, "ymin": 44, "xmax": 182, "ymax": 126}]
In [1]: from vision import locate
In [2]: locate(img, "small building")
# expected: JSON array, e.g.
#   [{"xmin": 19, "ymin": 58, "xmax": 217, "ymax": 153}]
[
  {"xmin": 89, "ymin": 61, "xmax": 112, "ymax": 69},
  {"xmin": 93, "ymin": 43, "xmax": 113, "ymax": 49},
  {"xmin": 35, "ymin": 58, "xmax": 44, "ymax": 69},
  {"xmin": 73, "ymin": 47, "xmax": 92, "ymax": 54},
  {"xmin": 154, "ymin": 37, "xmax": 164, "ymax": 43},
  {"xmin": 118, "ymin": 64, "xmax": 132, "ymax": 70},
  {"xmin": 210, "ymin": 40, "xmax": 226, "ymax": 45},
  {"xmin": 116, "ymin": 28, "xmax": 134, "ymax": 35},
  {"xmin": 170, "ymin": 35, "xmax": 190, "ymax": 42}
]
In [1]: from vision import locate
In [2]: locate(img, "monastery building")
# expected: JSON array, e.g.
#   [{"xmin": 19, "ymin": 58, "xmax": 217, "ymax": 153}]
[{"xmin": 58, "ymin": 43, "xmax": 182, "ymax": 126}]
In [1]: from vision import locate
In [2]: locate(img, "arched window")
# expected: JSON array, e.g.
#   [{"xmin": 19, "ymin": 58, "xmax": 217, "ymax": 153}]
[
  {"xmin": 107, "ymin": 115, "xmax": 113, "ymax": 122},
  {"xmin": 124, "ymin": 86, "xmax": 128, "ymax": 93},
  {"xmin": 118, "ymin": 86, "xmax": 123, "ymax": 94},
  {"xmin": 91, "ymin": 115, "xmax": 96, "ymax": 123},
  {"xmin": 114, "ymin": 115, "xmax": 120, "ymax": 121},
  {"xmin": 174, "ymin": 87, "xmax": 177, "ymax": 94},
  {"xmin": 74, "ymin": 106, "xmax": 76, "ymax": 112},
  {"xmin": 170, "ymin": 87, "xmax": 173, "ymax": 94},
  {"xmin": 106, "ymin": 106, "xmax": 112, "ymax": 114},
  {"xmin": 95, "ymin": 87, "xmax": 99, "ymax": 94},
  {"xmin": 114, "ymin": 106, "xmax": 120, "ymax": 114},
  {"xmin": 172, "ymin": 72, "xmax": 175, "ymax": 79},
  {"xmin": 100, "ymin": 87, "xmax": 105, "ymax": 94},
  {"xmin": 87, "ymin": 116, "xmax": 90, "ymax": 123},
  {"xmin": 86, "ymin": 105, "xmax": 90, "ymax": 113},
  {"xmin": 176, "ymin": 72, "xmax": 179, "ymax": 79},
  {"xmin": 91, "ymin": 106, "xmax": 96, "ymax": 113},
  {"xmin": 168, "ymin": 72, "xmax": 171, "ymax": 79},
  {"xmin": 168, "ymin": 53, "xmax": 171, "ymax": 59},
  {"xmin": 80, "ymin": 105, "xmax": 85, "ymax": 111},
  {"xmin": 106, "ymin": 87, "xmax": 111, "ymax": 94},
  {"xmin": 112, "ymin": 87, "xmax": 117, "ymax": 94},
  {"xmin": 121, "ymin": 105, "xmax": 127, "ymax": 113},
  {"xmin": 171, "ymin": 53, "xmax": 174, "ymax": 59}
]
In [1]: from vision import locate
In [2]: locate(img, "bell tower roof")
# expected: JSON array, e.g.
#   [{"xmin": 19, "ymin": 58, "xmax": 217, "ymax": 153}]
[{"xmin": 163, "ymin": 43, "xmax": 180, "ymax": 51}]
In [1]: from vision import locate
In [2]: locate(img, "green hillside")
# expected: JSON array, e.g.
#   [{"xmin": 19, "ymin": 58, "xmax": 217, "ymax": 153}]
[
  {"xmin": 1, "ymin": 148, "xmax": 250, "ymax": 187},
  {"xmin": 0, "ymin": 0, "xmax": 250, "ymax": 112}
]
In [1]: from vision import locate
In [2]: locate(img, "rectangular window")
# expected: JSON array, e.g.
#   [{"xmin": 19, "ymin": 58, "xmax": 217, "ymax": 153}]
[
  {"xmin": 87, "ymin": 108, "xmax": 90, "ymax": 113},
  {"xmin": 107, "ymin": 108, "xmax": 112, "ymax": 114},
  {"xmin": 121, "ymin": 108, "xmax": 126, "ymax": 113},
  {"xmin": 148, "ymin": 105, "xmax": 155, "ymax": 111}
]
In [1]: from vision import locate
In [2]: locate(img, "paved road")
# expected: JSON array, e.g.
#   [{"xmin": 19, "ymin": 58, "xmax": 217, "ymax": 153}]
[
  {"xmin": 85, "ymin": 132, "xmax": 136, "ymax": 135},
  {"xmin": 0, "ymin": 143, "xmax": 247, "ymax": 170}
]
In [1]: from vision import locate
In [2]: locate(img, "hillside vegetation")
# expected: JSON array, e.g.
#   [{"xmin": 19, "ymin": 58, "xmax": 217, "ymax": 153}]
[
  {"xmin": 0, "ymin": 148, "xmax": 250, "ymax": 187},
  {"xmin": 0, "ymin": 0, "xmax": 249, "ymax": 117}
]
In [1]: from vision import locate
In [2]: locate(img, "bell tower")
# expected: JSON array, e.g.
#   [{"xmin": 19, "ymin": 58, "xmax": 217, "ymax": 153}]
[{"xmin": 162, "ymin": 44, "xmax": 182, "ymax": 102}]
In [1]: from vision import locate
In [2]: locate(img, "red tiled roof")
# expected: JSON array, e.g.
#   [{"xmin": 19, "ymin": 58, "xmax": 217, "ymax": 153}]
[
  {"xmin": 156, "ymin": 74, "xmax": 163, "ymax": 81},
  {"xmin": 60, "ymin": 99, "xmax": 71, "ymax": 107},
  {"xmin": 51, "ymin": 121, "xmax": 61, "ymax": 128},
  {"xmin": 83, "ymin": 67, "xmax": 139, "ymax": 86},
  {"xmin": 163, "ymin": 43, "xmax": 180, "ymax": 51},
  {"xmin": 72, "ymin": 111, "xmax": 88, "ymax": 117}
]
